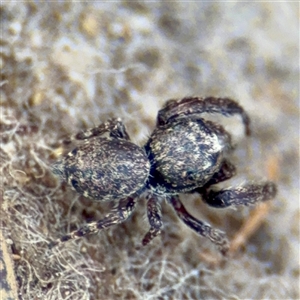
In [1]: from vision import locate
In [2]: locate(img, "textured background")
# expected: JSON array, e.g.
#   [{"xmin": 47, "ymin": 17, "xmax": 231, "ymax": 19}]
[{"xmin": 1, "ymin": 2, "xmax": 299, "ymax": 299}]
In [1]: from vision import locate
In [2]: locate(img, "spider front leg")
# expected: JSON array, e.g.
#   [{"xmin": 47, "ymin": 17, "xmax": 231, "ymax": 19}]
[
  {"xmin": 194, "ymin": 160, "xmax": 276, "ymax": 208},
  {"xmin": 142, "ymin": 194, "xmax": 163, "ymax": 246},
  {"xmin": 49, "ymin": 196, "xmax": 137, "ymax": 248},
  {"xmin": 62, "ymin": 117, "xmax": 130, "ymax": 144},
  {"xmin": 157, "ymin": 97, "xmax": 251, "ymax": 135},
  {"xmin": 194, "ymin": 159, "xmax": 237, "ymax": 191},
  {"xmin": 168, "ymin": 195, "xmax": 229, "ymax": 255},
  {"xmin": 200, "ymin": 182, "xmax": 277, "ymax": 209}
]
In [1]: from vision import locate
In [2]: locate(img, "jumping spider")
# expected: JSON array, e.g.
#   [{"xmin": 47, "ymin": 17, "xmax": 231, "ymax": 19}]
[{"xmin": 50, "ymin": 97, "xmax": 276, "ymax": 254}]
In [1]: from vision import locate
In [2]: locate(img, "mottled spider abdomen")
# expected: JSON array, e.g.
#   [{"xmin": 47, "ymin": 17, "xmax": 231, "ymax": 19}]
[
  {"xmin": 146, "ymin": 118, "xmax": 224, "ymax": 194},
  {"xmin": 52, "ymin": 137, "xmax": 150, "ymax": 201}
]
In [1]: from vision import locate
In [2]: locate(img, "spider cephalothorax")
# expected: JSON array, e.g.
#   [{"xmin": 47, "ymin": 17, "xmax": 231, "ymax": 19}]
[{"xmin": 50, "ymin": 97, "xmax": 276, "ymax": 254}]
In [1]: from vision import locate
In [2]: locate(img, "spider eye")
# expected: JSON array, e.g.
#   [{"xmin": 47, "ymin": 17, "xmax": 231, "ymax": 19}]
[
  {"xmin": 71, "ymin": 179, "xmax": 79, "ymax": 189},
  {"xmin": 186, "ymin": 170, "xmax": 196, "ymax": 181}
]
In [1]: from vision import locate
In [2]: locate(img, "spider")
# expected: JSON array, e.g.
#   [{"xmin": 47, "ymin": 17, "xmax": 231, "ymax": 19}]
[{"xmin": 49, "ymin": 97, "xmax": 276, "ymax": 254}]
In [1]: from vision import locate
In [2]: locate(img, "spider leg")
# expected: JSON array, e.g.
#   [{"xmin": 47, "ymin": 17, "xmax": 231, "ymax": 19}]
[
  {"xmin": 49, "ymin": 196, "xmax": 137, "ymax": 248},
  {"xmin": 202, "ymin": 120, "xmax": 234, "ymax": 152},
  {"xmin": 157, "ymin": 96, "xmax": 251, "ymax": 135},
  {"xmin": 62, "ymin": 118, "xmax": 130, "ymax": 144},
  {"xmin": 193, "ymin": 160, "xmax": 276, "ymax": 208},
  {"xmin": 190, "ymin": 159, "xmax": 236, "ymax": 197},
  {"xmin": 142, "ymin": 194, "xmax": 163, "ymax": 246},
  {"xmin": 168, "ymin": 195, "xmax": 229, "ymax": 255},
  {"xmin": 197, "ymin": 159, "xmax": 237, "ymax": 190},
  {"xmin": 200, "ymin": 182, "xmax": 277, "ymax": 208}
]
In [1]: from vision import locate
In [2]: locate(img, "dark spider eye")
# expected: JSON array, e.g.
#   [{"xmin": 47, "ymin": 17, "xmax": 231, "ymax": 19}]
[
  {"xmin": 186, "ymin": 170, "xmax": 196, "ymax": 181},
  {"xmin": 71, "ymin": 179, "xmax": 79, "ymax": 189},
  {"xmin": 71, "ymin": 148, "xmax": 78, "ymax": 156}
]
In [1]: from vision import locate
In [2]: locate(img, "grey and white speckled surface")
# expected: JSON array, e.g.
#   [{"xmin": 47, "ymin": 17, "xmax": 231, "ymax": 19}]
[{"xmin": 1, "ymin": 2, "xmax": 299, "ymax": 299}]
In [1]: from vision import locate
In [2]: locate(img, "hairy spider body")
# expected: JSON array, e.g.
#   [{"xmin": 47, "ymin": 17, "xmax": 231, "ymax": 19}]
[
  {"xmin": 53, "ymin": 137, "xmax": 150, "ymax": 201},
  {"xmin": 50, "ymin": 97, "xmax": 277, "ymax": 254},
  {"xmin": 146, "ymin": 118, "xmax": 225, "ymax": 195}
]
